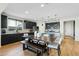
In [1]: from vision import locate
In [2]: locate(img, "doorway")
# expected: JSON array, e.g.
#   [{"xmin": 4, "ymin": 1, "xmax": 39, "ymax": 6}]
[{"xmin": 64, "ymin": 21, "xmax": 75, "ymax": 39}]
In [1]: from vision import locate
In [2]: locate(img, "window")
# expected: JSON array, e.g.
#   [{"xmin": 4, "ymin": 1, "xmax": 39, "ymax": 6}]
[
  {"xmin": 17, "ymin": 21, "xmax": 23, "ymax": 27},
  {"xmin": 8, "ymin": 19, "xmax": 17, "ymax": 27},
  {"xmin": 8, "ymin": 18, "xmax": 23, "ymax": 31},
  {"xmin": 16, "ymin": 21, "xmax": 23, "ymax": 30}
]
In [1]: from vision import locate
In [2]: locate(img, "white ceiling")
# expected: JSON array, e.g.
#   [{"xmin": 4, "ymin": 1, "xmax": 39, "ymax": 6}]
[{"xmin": 3, "ymin": 3, "xmax": 79, "ymax": 22}]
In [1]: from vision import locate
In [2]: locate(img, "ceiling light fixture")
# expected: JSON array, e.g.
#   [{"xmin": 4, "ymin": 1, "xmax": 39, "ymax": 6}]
[
  {"xmin": 41, "ymin": 4, "xmax": 45, "ymax": 7},
  {"xmin": 41, "ymin": 3, "xmax": 49, "ymax": 7}
]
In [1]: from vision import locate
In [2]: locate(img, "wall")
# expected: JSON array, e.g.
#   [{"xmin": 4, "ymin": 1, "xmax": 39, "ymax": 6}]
[
  {"xmin": 64, "ymin": 21, "xmax": 74, "ymax": 37},
  {"xmin": 0, "ymin": 14, "xmax": 1, "ymax": 47},
  {"xmin": 60, "ymin": 20, "xmax": 64, "ymax": 40},
  {"xmin": 36, "ymin": 17, "xmax": 79, "ymax": 42},
  {"xmin": 61, "ymin": 17, "xmax": 79, "ymax": 41},
  {"xmin": 0, "ymin": 3, "xmax": 8, "ymax": 47},
  {"xmin": 37, "ymin": 21, "xmax": 45, "ymax": 33},
  {"xmin": 75, "ymin": 18, "xmax": 79, "ymax": 41},
  {"xmin": 0, "ymin": 4, "xmax": 8, "ymax": 14}
]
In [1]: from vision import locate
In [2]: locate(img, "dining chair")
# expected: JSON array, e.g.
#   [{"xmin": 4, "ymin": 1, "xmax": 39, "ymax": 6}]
[{"xmin": 47, "ymin": 33, "xmax": 63, "ymax": 56}]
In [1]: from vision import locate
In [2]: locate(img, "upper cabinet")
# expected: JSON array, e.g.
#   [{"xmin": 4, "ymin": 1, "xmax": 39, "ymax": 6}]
[
  {"xmin": 24, "ymin": 21, "xmax": 36, "ymax": 29},
  {"xmin": 1, "ymin": 14, "xmax": 36, "ymax": 29},
  {"xmin": 1, "ymin": 15, "xmax": 7, "ymax": 28}
]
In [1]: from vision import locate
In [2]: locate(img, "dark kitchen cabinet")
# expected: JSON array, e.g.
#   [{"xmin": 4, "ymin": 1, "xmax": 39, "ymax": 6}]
[
  {"xmin": 24, "ymin": 21, "xmax": 36, "ymax": 29},
  {"xmin": 1, "ymin": 33, "xmax": 24, "ymax": 45},
  {"xmin": 1, "ymin": 32, "xmax": 34, "ymax": 46},
  {"xmin": 1, "ymin": 15, "xmax": 7, "ymax": 28}
]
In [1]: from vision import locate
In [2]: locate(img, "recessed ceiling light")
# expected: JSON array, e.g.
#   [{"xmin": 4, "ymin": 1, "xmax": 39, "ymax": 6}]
[
  {"xmin": 41, "ymin": 4, "xmax": 45, "ymax": 7},
  {"xmin": 25, "ymin": 11, "xmax": 29, "ymax": 14}
]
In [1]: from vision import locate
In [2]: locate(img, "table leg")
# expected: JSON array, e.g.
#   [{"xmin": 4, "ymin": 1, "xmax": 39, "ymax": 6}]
[
  {"xmin": 58, "ymin": 45, "xmax": 61, "ymax": 56},
  {"xmin": 37, "ymin": 50, "xmax": 43, "ymax": 56},
  {"xmin": 37, "ymin": 50, "xmax": 41, "ymax": 56},
  {"xmin": 23, "ymin": 44, "xmax": 28, "ymax": 50},
  {"xmin": 23, "ymin": 44, "xmax": 26, "ymax": 50},
  {"xmin": 47, "ymin": 47, "xmax": 50, "ymax": 55}
]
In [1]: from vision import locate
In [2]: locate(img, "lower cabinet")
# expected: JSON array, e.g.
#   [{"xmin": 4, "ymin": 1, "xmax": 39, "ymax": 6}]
[{"xmin": 1, "ymin": 33, "xmax": 24, "ymax": 45}]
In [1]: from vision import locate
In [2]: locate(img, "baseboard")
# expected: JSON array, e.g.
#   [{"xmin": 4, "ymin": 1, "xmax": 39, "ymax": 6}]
[
  {"xmin": 75, "ymin": 39, "xmax": 79, "ymax": 41},
  {"xmin": 64, "ymin": 35, "xmax": 74, "ymax": 38}
]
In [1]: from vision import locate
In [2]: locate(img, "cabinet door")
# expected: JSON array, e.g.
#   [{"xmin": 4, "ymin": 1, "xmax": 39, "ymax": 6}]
[
  {"xmin": 1, "ymin": 33, "xmax": 24, "ymax": 45},
  {"xmin": 24, "ymin": 21, "xmax": 36, "ymax": 29},
  {"xmin": 1, "ymin": 15, "xmax": 7, "ymax": 28}
]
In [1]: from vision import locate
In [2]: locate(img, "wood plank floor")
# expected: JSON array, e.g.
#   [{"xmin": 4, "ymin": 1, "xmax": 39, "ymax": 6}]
[
  {"xmin": 49, "ymin": 36, "xmax": 79, "ymax": 56},
  {"xmin": 61, "ymin": 36, "xmax": 79, "ymax": 56},
  {"xmin": 0, "ymin": 36, "xmax": 79, "ymax": 56},
  {"xmin": 0, "ymin": 42, "xmax": 37, "ymax": 56}
]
